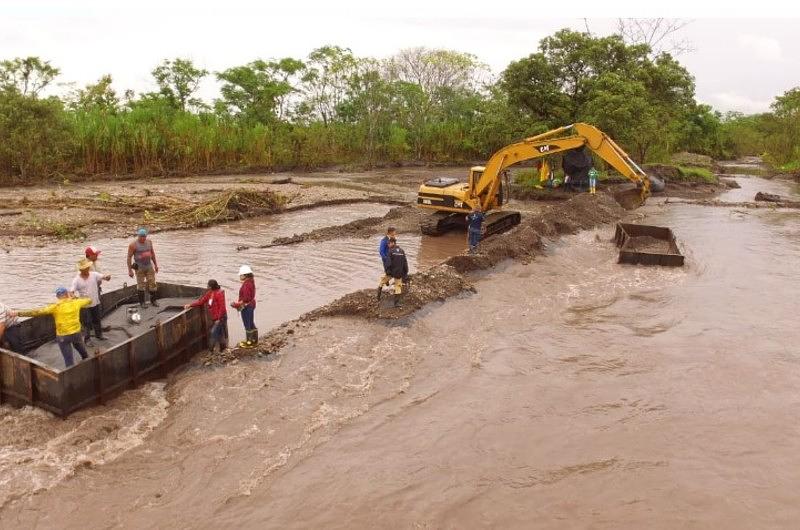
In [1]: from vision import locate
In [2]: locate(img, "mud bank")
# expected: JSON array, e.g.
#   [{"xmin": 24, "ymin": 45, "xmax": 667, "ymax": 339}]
[
  {"xmin": 312, "ymin": 194, "xmax": 622, "ymax": 319},
  {"xmin": 215, "ymin": 193, "xmax": 625, "ymax": 365},
  {"xmin": 238, "ymin": 205, "xmax": 427, "ymax": 250},
  {"xmin": 664, "ymin": 198, "xmax": 800, "ymax": 210}
]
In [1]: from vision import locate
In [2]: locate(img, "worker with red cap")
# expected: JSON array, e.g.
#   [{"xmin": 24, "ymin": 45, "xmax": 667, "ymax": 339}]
[{"xmin": 84, "ymin": 246, "xmax": 102, "ymax": 272}]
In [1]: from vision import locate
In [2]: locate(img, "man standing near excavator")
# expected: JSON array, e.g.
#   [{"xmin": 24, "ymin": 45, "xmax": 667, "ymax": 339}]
[
  {"xmin": 376, "ymin": 226, "xmax": 396, "ymax": 300},
  {"xmin": 384, "ymin": 237, "xmax": 409, "ymax": 308},
  {"xmin": 466, "ymin": 205, "xmax": 485, "ymax": 254},
  {"xmin": 127, "ymin": 228, "xmax": 160, "ymax": 307}
]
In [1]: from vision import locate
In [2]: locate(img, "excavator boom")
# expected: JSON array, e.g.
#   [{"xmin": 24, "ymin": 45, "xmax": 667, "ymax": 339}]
[
  {"xmin": 473, "ymin": 123, "xmax": 649, "ymax": 209},
  {"xmin": 416, "ymin": 123, "xmax": 650, "ymax": 236}
]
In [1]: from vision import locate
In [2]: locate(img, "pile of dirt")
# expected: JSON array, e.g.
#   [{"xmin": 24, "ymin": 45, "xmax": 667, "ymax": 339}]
[
  {"xmin": 199, "ymin": 326, "xmax": 290, "ymax": 366},
  {"xmin": 624, "ymin": 235, "xmax": 671, "ymax": 254},
  {"xmin": 755, "ymin": 191, "xmax": 783, "ymax": 202},
  {"xmin": 639, "ymin": 163, "xmax": 726, "ymax": 199},
  {"xmin": 720, "ymin": 178, "xmax": 741, "ymax": 189},
  {"xmin": 509, "ymin": 186, "xmax": 573, "ymax": 201},
  {"xmin": 239, "ymin": 205, "xmax": 427, "ymax": 250},
  {"xmin": 308, "ymin": 264, "xmax": 475, "ymax": 320}
]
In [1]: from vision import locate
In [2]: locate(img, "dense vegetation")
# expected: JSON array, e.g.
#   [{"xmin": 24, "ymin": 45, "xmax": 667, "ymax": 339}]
[{"xmin": 0, "ymin": 29, "xmax": 797, "ymax": 183}]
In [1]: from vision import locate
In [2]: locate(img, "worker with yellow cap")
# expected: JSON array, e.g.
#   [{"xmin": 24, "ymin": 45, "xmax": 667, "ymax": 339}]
[{"xmin": 71, "ymin": 258, "xmax": 111, "ymax": 341}]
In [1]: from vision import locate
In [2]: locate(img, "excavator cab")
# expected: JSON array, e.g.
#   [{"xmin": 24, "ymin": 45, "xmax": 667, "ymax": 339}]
[
  {"xmin": 468, "ymin": 166, "xmax": 483, "ymax": 192},
  {"xmin": 468, "ymin": 166, "xmax": 508, "ymax": 206}
]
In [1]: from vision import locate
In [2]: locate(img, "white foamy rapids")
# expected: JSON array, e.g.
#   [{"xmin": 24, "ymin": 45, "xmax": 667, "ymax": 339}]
[{"xmin": 0, "ymin": 382, "xmax": 169, "ymax": 508}]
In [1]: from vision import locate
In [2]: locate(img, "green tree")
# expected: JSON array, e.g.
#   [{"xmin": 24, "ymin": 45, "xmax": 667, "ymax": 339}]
[
  {"xmin": 338, "ymin": 60, "xmax": 404, "ymax": 162},
  {"xmin": 299, "ymin": 45, "xmax": 358, "ymax": 125},
  {"xmin": 765, "ymin": 87, "xmax": 800, "ymax": 165},
  {"xmin": 151, "ymin": 58, "xmax": 208, "ymax": 111},
  {"xmin": 216, "ymin": 58, "xmax": 305, "ymax": 123},
  {"xmin": 69, "ymin": 74, "xmax": 119, "ymax": 112},
  {"xmin": 0, "ymin": 90, "xmax": 73, "ymax": 179},
  {"xmin": 385, "ymin": 48, "xmax": 486, "ymax": 160},
  {"xmin": 0, "ymin": 56, "xmax": 60, "ymax": 96},
  {"xmin": 583, "ymin": 73, "xmax": 658, "ymax": 161},
  {"xmin": 501, "ymin": 30, "xmax": 696, "ymax": 161},
  {"xmin": 502, "ymin": 30, "xmax": 651, "ymax": 125}
]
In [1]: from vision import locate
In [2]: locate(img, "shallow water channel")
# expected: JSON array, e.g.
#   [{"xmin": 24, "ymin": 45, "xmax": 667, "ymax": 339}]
[{"xmin": 3, "ymin": 177, "xmax": 800, "ymax": 528}]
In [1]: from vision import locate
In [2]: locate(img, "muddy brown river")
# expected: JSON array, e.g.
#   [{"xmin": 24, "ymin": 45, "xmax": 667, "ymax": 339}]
[{"xmin": 2, "ymin": 176, "xmax": 800, "ymax": 528}]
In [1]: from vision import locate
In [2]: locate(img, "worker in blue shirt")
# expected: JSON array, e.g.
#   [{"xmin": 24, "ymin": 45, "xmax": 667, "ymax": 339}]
[
  {"xmin": 466, "ymin": 205, "xmax": 485, "ymax": 254},
  {"xmin": 376, "ymin": 226, "xmax": 397, "ymax": 299}
]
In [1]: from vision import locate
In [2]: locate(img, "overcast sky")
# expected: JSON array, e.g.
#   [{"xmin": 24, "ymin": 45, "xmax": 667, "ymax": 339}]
[{"xmin": 2, "ymin": 1, "xmax": 799, "ymax": 114}]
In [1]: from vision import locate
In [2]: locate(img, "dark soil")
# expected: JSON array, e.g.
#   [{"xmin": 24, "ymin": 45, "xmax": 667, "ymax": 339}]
[
  {"xmin": 509, "ymin": 186, "xmax": 574, "ymax": 201},
  {"xmin": 664, "ymin": 198, "xmax": 800, "ymax": 210},
  {"xmin": 625, "ymin": 236, "xmax": 671, "ymax": 254},
  {"xmin": 309, "ymin": 265, "xmax": 475, "ymax": 320},
  {"xmin": 239, "ymin": 205, "xmax": 426, "ymax": 250},
  {"xmin": 661, "ymin": 180, "xmax": 726, "ymax": 199}
]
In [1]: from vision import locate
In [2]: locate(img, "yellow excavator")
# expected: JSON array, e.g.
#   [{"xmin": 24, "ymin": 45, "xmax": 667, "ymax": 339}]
[{"xmin": 417, "ymin": 123, "xmax": 653, "ymax": 236}]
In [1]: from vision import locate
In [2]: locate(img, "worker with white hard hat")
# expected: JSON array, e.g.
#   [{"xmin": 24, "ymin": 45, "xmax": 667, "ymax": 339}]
[{"xmin": 231, "ymin": 264, "xmax": 257, "ymax": 348}]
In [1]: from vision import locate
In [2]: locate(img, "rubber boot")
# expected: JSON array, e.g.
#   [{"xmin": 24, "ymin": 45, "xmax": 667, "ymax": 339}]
[
  {"xmin": 238, "ymin": 329, "xmax": 258, "ymax": 348},
  {"xmin": 393, "ymin": 293, "xmax": 403, "ymax": 308},
  {"xmin": 137, "ymin": 290, "xmax": 146, "ymax": 307},
  {"xmin": 149, "ymin": 291, "xmax": 159, "ymax": 307},
  {"xmin": 376, "ymin": 285, "xmax": 383, "ymax": 300}
]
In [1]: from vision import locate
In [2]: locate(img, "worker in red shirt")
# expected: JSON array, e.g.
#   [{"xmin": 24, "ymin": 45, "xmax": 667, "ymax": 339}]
[
  {"xmin": 231, "ymin": 265, "xmax": 257, "ymax": 348},
  {"xmin": 184, "ymin": 279, "xmax": 228, "ymax": 353}
]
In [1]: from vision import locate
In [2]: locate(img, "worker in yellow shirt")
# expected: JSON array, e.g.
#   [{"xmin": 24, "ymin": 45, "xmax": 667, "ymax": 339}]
[{"xmin": 18, "ymin": 287, "xmax": 92, "ymax": 367}]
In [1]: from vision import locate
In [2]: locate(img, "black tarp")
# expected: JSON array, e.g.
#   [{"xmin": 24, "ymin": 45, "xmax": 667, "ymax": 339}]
[{"xmin": 563, "ymin": 148, "xmax": 593, "ymax": 189}]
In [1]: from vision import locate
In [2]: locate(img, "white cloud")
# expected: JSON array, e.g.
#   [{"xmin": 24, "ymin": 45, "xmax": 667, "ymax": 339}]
[
  {"xmin": 708, "ymin": 92, "xmax": 772, "ymax": 113},
  {"xmin": 737, "ymin": 34, "xmax": 783, "ymax": 62}
]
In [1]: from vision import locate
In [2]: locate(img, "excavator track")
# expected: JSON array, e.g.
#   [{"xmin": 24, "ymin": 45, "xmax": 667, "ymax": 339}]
[
  {"xmin": 482, "ymin": 210, "xmax": 521, "ymax": 237},
  {"xmin": 420, "ymin": 212, "xmax": 464, "ymax": 236},
  {"xmin": 420, "ymin": 212, "xmax": 450, "ymax": 236},
  {"xmin": 419, "ymin": 210, "xmax": 521, "ymax": 237}
]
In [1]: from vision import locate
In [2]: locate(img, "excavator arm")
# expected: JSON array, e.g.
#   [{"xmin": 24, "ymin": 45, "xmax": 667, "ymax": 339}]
[
  {"xmin": 415, "ymin": 122, "xmax": 650, "ymax": 236},
  {"xmin": 473, "ymin": 123, "xmax": 650, "ymax": 209}
]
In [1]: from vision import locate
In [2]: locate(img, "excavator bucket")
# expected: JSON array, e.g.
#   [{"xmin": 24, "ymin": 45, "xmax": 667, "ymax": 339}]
[{"xmin": 613, "ymin": 185, "xmax": 648, "ymax": 210}]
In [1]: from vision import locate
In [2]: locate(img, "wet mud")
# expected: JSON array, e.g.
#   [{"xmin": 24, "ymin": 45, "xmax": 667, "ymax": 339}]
[
  {"xmin": 238, "ymin": 205, "xmax": 426, "ymax": 250},
  {"xmin": 624, "ymin": 235, "xmax": 671, "ymax": 254}
]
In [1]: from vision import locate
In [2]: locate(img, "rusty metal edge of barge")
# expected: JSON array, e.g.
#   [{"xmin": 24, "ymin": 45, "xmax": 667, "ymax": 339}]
[
  {"xmin": 614, "ymin": 222, "xmax": 685, "ymax": 267},
  {"xmin": 0, "ymin": 283, "xmax": 214, "ymax": 417}
]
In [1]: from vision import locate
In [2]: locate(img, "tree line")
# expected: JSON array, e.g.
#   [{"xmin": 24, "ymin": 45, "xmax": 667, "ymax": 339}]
[{"xmin": 0, "ymin": 29, "xmax": 796, "ymax": 183}]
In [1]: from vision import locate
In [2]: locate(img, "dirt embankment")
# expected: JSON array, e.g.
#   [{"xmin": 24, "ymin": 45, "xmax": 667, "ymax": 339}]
[
  {"xmin": 237, "ymin": 205, "xmax": 428, "ymax": 250},
  {"xmin": 313, "ymin": 193, "xmax": 621, "ymax": 319},
  {"xmin": 214, "ymin": 193, "xmax": 625, "ymax": 364}
]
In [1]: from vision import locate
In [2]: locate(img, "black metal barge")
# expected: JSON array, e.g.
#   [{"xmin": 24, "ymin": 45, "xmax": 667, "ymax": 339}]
[
  {"xmin": 0, "ymin": 283, "xmax": 216, "ymax": 417},
  {"xmin": 614, "ymin": 223, "xmax": 685, "ymax": 267}
]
